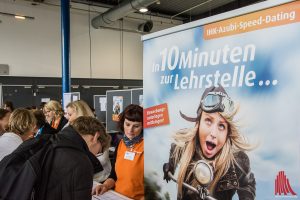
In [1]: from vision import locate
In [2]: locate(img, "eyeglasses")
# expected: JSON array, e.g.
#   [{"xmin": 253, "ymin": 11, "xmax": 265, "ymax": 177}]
[
  {"xmin": 96, "ymin": 152, "xmax": 103, "ymax": 158},
  {"xmin": 201, "ymin": 91, "xmax": 234, "ymax": 115}
]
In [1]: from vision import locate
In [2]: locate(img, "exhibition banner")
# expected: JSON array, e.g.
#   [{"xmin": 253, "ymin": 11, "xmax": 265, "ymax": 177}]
[{"xmin": 143, "ymin": 1, "xmax": 300, "ymax": 199}]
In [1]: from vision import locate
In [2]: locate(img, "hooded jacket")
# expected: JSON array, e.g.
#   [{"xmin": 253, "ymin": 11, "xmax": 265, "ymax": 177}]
[{"xmin": 37, "ymin": 126, "xmax": 103, "ymax": 200}]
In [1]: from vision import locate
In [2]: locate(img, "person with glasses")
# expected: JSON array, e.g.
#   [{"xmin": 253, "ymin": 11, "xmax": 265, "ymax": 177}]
[
  {"xmin": 65, "ymin": 100, "xmax": 111, "ymax": 183},
  {"xmin": 35, "ymin": 116, "xmax": 105, "ymax": 200},
  {"xmin": 163, "ymin": 85, "xmax": 256, "ymax": 200}
]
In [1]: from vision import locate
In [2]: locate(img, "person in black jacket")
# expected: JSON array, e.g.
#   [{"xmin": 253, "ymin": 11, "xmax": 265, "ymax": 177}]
[
  {"xmin": 37, "ymin": 116, "xmax": 105, "ymax": 200},
  {"xmin": 33, "ymin": 110, "xmax": 58, "ymax": 137},
  {"xmin": 163, "ymin": 85, "xmax": 256, "ymax": 200}
]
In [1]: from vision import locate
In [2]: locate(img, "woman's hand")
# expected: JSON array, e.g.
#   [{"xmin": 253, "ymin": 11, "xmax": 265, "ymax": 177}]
[
  {"xmin": 92, "ymin": 178, "xmax": 115, "ymax": 196},
  {"xmin": 92, "ymin": 184, "xmax": 109, "ymax": 195}
]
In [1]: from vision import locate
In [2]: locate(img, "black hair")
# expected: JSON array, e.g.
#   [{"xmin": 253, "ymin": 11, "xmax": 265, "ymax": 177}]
[
  {"xmin": 118, "ymin": 104, "xmax": 143, "ymax": 132},
  {"xmin": 4, "ymin": 101, "xmax": 14, "ymax": 112},
  {"xmin": 33, "ymin": 110, "xmax": 46, "ymax": 128},
  {"xmin": 0, "ymin": 108, "xmax": 10, "ymax": 119}
]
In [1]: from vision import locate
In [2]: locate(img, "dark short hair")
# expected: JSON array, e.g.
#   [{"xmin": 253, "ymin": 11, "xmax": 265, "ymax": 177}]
[
  {"xmin": 71, "ymin": 116, "xmax": 111, "ymax": 151},
  {"xmin": 118, "ymin": 104, "xmax": 143, "ymax": 132},
  {"xmin": 39, "ymin": 102, "xmax": 47, "ymax": 110},
  {"xmin": 33, "ymin": 110, "xmax": 46, "ymax": 128},
  {"xmin": 0, "ymin": 108, "xmax": 10, "ymax": 120},
  {"xmin": 4, "ymin": 101, "xmax": 14, "ymax": 111}
]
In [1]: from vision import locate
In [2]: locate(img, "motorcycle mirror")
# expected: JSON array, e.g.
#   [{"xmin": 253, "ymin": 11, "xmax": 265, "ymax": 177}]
[{"xmin": 194, "ymin": 160, "xmax": 213, "ymax": 186}]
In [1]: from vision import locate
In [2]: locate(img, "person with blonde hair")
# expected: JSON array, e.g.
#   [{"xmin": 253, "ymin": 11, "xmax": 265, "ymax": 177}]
[
  {"xmin": 43, "ymin": 100, "xmax": 68, "ymax": 131},
  {"xmin": 0, "ymin": 108, "xmax": 36, "ymax": 160},
  {"xmin": 66, "ymin": 100, "xmax": 112, "ymax": 183},
  {"xmin": 65, "ymin": 100, "xmax": 94, "ymax": 124},
  {"xmin": 163, "ymin": 85, "xmax": 255, "ymax": 200}
]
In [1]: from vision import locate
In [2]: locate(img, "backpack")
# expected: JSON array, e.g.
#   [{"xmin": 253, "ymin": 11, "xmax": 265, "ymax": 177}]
[{"xmin": 0, "ymin": 134, "xmax": 62, "ymax": 200}]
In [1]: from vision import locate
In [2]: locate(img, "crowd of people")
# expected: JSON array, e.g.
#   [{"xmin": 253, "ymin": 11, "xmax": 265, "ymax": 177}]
[
  {"xmin": 0, "ymin": 100, "xmax": 145, "ymax": 200},
  {"xmin": 0, "ymin": 90, "xmax": 255, "ymax": 200}
]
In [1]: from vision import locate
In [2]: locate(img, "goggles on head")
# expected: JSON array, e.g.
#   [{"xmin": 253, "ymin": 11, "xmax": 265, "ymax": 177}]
[{"xmin": 200, "ymin": 91, "xmax": 234, "ymax": 114}]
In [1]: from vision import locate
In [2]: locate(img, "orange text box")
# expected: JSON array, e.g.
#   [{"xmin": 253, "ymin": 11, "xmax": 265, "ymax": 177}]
[
  {"xmin": 144, "ymin": 103, "xmax": 170, "ymax": 128},
  {"xmin": 204, "ymin": 1, "xmax": 300, "ymax": 40}
]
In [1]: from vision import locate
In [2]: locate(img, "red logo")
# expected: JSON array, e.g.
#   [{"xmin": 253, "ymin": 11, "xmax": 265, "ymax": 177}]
[{"xmin": 275, "ymin": 171, "xmax": 297, "ymax": 197}]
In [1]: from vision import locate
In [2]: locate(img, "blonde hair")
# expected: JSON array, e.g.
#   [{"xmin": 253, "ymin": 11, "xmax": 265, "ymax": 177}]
[
  {"xmin": 173, "ymin": 109, "xmax": 253, "ymax": 197},
  {"xmin": 66, "ymin": 100, "xmax": 94, "ymax": 123},
  {"xmin": 8, "ymin": 108, "xmax": 36, "ymax": 135},
  {"xmin": 44, "ymin": 100, "xmax": 64, "ymax": 117}
]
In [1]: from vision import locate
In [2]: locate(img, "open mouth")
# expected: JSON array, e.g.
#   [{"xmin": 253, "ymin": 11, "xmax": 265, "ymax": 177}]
[{"xmin": 206, "ymin": 141, "xmax": 216, "ymax": 151}]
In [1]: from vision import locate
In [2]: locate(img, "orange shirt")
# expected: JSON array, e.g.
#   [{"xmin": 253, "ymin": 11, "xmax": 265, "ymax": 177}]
[
  {"xmin": 51, "ymin": 117, "xmax": 60, "ymax": 129},
  {"xmin": 114, "ymin": 139, "xmax": 144, "ymax": 199}
]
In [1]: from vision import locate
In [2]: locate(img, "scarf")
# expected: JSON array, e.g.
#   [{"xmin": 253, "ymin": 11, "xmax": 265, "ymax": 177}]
[{"xmin": 122, "ymin": 132, "xmax": 143, "ymax": 148}]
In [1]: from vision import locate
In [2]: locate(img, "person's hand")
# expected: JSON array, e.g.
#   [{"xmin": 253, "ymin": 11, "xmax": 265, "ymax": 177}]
[{"xmin": 92, "ymin": 184, "xmax": 109, "ymax": 196}]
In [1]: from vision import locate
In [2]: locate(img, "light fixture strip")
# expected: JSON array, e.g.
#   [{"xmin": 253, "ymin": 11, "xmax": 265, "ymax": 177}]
[
  {"xmin": 15, "ymin": 15, "xmax": 26, "ymax": 20},
  {"xmin": 0, "ymin": 11, "xmax": 34, "ymax": 20}
]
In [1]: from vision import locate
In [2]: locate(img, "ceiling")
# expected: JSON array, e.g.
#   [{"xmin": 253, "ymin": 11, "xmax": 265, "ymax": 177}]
[{"xmin": 73, "ymin": 0, "xmax": 265, "ymax": 22}]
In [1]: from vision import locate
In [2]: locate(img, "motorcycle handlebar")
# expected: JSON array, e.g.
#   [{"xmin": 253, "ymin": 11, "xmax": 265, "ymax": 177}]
[
  {"xmin": 168, "ymin": 172, "xmax": 198, "ymax": 193},
  {"xmin": 167, "ymin": 172, "xmax": 217, "ymax": 200}
]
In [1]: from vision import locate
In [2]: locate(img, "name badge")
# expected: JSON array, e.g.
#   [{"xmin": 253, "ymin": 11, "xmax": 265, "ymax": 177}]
[{"xmin": 124, "ymin": 151, "xmax": 135, "ymax": 161}]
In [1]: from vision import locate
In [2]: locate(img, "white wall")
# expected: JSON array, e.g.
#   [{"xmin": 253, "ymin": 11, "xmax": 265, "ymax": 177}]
[{"xmin": 0, "ymin": 0, "xmax": 181, "ymax": 79}]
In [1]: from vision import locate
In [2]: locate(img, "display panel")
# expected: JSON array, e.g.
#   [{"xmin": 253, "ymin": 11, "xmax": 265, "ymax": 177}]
[{"xmin": 143, "ymin": 1, "xmax": 300, "ymax": 199}]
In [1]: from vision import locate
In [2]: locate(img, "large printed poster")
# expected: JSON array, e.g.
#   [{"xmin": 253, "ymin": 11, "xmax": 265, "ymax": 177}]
[{"xmin": 143, "ymin": 1, "xmax": 300, "ymax": 200}]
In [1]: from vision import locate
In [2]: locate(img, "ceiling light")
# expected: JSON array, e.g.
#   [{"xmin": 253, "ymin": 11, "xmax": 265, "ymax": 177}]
[
  {"xmin": 0, "ymin": 12, "xmax": 34, "ymax": 20},
  {"xmin": 14, "ymin": 15, "xmax": 26, "ymax": 20},
  {"xmin": 139, "ymin": 7, "xmax": 148, "ymax": 13}
]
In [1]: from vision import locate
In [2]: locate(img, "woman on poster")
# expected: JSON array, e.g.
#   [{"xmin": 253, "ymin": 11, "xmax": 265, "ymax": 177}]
[{"xmin": 163, "ymin": 85, "xmax": 256, "ymax": 200}]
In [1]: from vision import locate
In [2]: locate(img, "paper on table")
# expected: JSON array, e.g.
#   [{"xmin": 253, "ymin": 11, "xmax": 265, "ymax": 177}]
[
  {"xmin": 92, "ymin": 181, "xmax": 132, "ymax": 200},
  {"xmin": 92, "ymin": 191, "xmax": 132, "ymax": 200}
]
